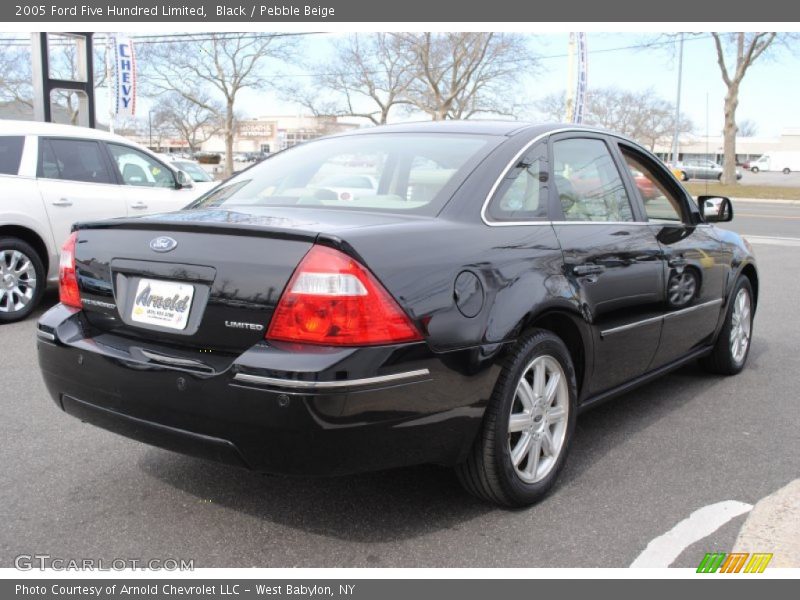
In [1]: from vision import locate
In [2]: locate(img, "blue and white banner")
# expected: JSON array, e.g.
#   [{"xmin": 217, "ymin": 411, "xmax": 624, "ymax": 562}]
[{"xmin": 112, "ymin": 34, "xmax": 136, "ymax": 117}]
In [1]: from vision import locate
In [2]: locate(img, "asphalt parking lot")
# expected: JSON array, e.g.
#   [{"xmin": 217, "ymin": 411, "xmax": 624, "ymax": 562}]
[{"xmin": 1, "ymin": 201, "xmax": 798, "ymax": 568}]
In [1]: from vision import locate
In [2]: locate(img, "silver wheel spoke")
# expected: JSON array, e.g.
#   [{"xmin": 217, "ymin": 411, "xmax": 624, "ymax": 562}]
[
  {"xmin": 511, "ymin": 433, "xmax": 532, "ymax": 466},
  {"xmin": 546, "ymin": 405, "xmax": 566, "ymax": 424},
  {"xmin": 516, "ymin": 379, "xmax": 535, "ymax": 410},
  {"xmin": 508, "ymin": 413, "xmax": 530, "ymax": 433},
  {"xmin": 533, "ymin": 361, "xmax": 546, "ymax": 398},
  {"xmin": 525, "ymin": 437, "xmax": 542, "ymax": 477},
  {"xmin": 543, "ymin": 371, "xmax": 561, "ymax": 406},
  {"xmin": 541, "ymin": 429, "xmax": 555, "ymax": 456}
]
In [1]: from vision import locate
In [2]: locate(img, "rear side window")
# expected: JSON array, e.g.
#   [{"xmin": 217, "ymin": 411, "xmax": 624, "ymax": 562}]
[
  {"xmin": 486, "ymin": 157, "xmax": 549, "ymax": 222},
  {"xmin": 552, "ymin": 138, "xmax": 634, "ymax": 222},
  {"xmin": 38, "ymin": 138, "xmax": 114, "ymax": 184},
  {"xmin": 0, "ymin": 136, "xmax": 24, "ymax": 175}
]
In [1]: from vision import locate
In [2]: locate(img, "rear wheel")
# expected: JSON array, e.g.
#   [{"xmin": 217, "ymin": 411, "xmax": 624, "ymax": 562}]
[
  {"xmin": 751, "ymin": 166, "xmax": 759, "ymax": 173},
  {"xmin": 701, "ymin": 276, "xmax": 753, "ymax": 375},
  {"xmin": 456, "ymin": 329, "xmax": 577, "ymax": 507},
  {"xmin": 783, "ymin": 168, "xmax": 791, "ymax": 175},
  {"xmin": 680, "ymin": 171, "xmax": 688, "ymax": 181},
  {"xmin": 0, "ymin": 237, "xmax": 45, "ymax": 323}
]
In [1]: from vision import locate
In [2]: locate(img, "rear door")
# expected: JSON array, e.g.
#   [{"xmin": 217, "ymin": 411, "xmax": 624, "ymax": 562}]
[
  {"xmin": 104, "ymin": 142, "xmax": 196, "ymax": 214},
  {"xmin": 36, "ymin": 137, "xmax": 127, "ymax": 247},
  {"xmin": 549, "ymin": 133, "xmax": 664, "ymax": 396},
  {"xmin": 616, "ymin": 141, "xmax": 729, "ymax": 367}
]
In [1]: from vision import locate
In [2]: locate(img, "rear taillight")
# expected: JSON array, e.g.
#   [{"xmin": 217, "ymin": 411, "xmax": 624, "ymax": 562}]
[
  {"xmin": 266, "ymin": 245, "xmax": 422, "ymax": 346},
  {"xmin": 59, "ymin": 232, "xmax": 82, "ymax": 308}
]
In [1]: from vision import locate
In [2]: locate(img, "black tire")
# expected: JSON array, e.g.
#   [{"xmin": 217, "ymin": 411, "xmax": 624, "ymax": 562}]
[
  {"xmin": 717, "ymin": 173, "xmax": 723, "ymax": 181},
  {"xmin": 751, "ymin": 166, "xmax": 759, "ymax": 174},
  {"xmin": 700, "ymin": 276, "xmax": 754, "ymax": 375},
  {"xmin": 0, "ymin": 237, "xmax": 46, "ymax": 324},
  {"xmin": 680, "ymin": 171, "xmax": 688, "ymax": 181},
  {"xmin": 783, "ymin": 168, "xmax": 791, "ymax": 175},
  {"xmin": 456, "ymin": 329, "xmax": 578, "ymax": 507}
]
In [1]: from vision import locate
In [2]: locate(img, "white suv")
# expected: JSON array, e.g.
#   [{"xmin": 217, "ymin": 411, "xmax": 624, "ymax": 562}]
[{"xmin": 0, "ymin": 120, "xmax": 214, "ymax": 322}]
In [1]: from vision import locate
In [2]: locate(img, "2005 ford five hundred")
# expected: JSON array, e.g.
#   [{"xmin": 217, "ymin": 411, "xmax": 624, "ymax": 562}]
[{"xmin": 37, "ymin": 121, "xmax": 757, "ymax": 506}]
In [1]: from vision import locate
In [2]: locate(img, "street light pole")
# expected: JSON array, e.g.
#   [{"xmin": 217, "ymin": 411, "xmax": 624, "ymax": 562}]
[
  {"xmin": 148, "ymin": 109, "xmax": 152, "ymax": 149},
  {"xmin": 670, "ymin": 33, "xmax": 685, "ymax": 164}
]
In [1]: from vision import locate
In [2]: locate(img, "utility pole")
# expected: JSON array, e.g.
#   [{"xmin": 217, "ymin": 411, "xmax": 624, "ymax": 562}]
[
  {"xmin": 670, "ymin": 33, "xmax": 684, "ymax": 164},
  {"xmin": 148, "ymin": 109, "xmax": 153, "ymax": 149}
]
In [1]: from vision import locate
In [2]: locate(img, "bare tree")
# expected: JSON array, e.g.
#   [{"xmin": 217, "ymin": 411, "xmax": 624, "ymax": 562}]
[
  {"xmin": 291, "ymin": 33, "xmax": 412, "ymax": 125},
  {"xmin": 0, "ymin": 45, "xmax": 33, "ymax": 107},
  {"xmin": 537, "ymin": 87, "xmax": 693, "ymax": 151},
  {"xmin": 152, "ymin": 92, "xmax": 222, "ymax": 153},
  {"xmin": 736, "ymin": 118, "xmax": 758, "ymax": 137},
  {"xmin": 392, "ymin": 33, "xmax": 538, "ymax": 120},
  {"xmin": 710, "ymin": 33, "xmax": 789, "ymax": 183},
  {"xmin": 142, "ymin": 33, "xmax": 295, "ymax": 176}
]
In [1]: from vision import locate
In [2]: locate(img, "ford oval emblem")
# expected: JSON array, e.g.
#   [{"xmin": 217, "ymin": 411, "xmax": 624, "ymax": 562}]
[{"xmin": 149, "ymin": 236, "xmax": 178, "ymax": 253}]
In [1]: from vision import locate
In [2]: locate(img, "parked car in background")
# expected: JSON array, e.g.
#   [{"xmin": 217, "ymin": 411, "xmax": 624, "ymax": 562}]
[
  {"xmin": 314, "ymin": 174, "xmax": 379, "ymax": 201},
  {"xmin": 244, "ymin": 151, "xmax": 270, "ymax": 163},
  {"xmin": 157, "ymin": 154, "xmax": 219, "ymax": 196},
  {"xmin": 749, "ymin": 152, "xmax": 800, "ymax": 174},
  {"xmin": 673, "ymin": 159, "xmax": 742, "ymax": 181},
  {"xmin": 37, "ymin": 122, "xmax": 758, "ymax": 507},
  {"xmin": 0, "ymin": 120, "xmax": 199, "ymax": 322}
]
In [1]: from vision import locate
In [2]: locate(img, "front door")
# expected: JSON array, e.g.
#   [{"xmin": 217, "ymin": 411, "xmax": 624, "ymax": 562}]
[
  {"xmin": 617, "ymin": 142, "xmax": 729, "ymax": 367},
  {"xmin": 549, "ymin": 134, "xmax": 665, "ymax": 396},
  {"xmin": 105, "ymin": 142, "xmax": 194, "ymax": 214}
]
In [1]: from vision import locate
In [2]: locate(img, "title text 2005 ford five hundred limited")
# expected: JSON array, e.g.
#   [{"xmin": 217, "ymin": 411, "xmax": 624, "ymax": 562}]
[{"xmin": 37, "ymin": 122, "xmax": 757, "ymax": 507}]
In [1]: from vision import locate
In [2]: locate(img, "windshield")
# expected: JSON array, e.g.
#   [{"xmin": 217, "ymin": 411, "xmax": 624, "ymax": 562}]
[
  {"xmin": 188, "ymin": 133, "xmax": 496, "ymax": 215},
  {"xmin": 174, "ymin": 161, "xmax": 214, "ymax": 182}
]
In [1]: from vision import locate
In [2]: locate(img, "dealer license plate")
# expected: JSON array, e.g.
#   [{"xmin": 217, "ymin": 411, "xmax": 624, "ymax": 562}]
[{"xmin": 131, "ymin": 278, "xmax": 195, "ymax": 330}]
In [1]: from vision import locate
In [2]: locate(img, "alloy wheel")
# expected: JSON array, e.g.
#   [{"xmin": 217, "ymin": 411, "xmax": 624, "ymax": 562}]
[
  {"xmin": 730, "ymin": 288, "xmax": 752, "ymax": 364},
  {"xmin": 668, "ymin": 270, "xmax": 697, "ymax": 306},
  {"xmin": 507, "ymin": 355, "xmax": 569, "ymax": 484},
  {"xmin": 0, "ymin": 249, "xmax": 37, "ymax": 314}
]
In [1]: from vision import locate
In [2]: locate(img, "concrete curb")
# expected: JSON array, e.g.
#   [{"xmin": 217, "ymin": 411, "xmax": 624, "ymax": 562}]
[{"xmin": 732, "ymin": 479, "xmax": 800, "ymax": 568}]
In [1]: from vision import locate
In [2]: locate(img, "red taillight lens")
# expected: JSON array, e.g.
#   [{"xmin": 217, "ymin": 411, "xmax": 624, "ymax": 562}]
[
  {"xmin": 266, "ymin": 245, "xmax": 422, "ymax": 346},
  {"xmin": 59, "ymin": 232, "xmax": 82, "ymax": 308}
]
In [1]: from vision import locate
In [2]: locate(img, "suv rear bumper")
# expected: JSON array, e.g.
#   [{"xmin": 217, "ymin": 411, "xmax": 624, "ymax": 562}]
[{"xmin": 37, "ymin": 305, "xmax": 500, "ymax": 476}]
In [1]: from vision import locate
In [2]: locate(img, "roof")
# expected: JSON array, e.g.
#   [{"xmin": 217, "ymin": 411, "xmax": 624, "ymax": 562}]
[
  {"xmin": 0, "ymin": 118, "xmax": 126, "ymax": 142},
  {"xmin": 333, "ymin": 119, "xmax": 551, "ymax": 137}
]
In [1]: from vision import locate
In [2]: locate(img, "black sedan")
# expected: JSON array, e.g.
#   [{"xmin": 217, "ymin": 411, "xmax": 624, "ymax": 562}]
[{"xmin": 37, "ymin": 121, "xmax": 757, "ymax": 507}]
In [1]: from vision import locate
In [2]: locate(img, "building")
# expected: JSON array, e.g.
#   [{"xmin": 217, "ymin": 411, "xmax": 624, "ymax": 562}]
[
  {"xmin": 200, "ymin": 115, "xmax": 360, "ymax": 155},
  {"xmin": 653, "ymin": 129, "xmax": 800, "ymax": 165}
]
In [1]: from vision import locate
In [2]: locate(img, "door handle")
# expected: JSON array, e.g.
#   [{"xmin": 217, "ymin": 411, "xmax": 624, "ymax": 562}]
[
  {"xmin": 572, "ymin": 264, "xmax": 605, "ymax": 276},
  {"xmin": 130, "ymin": 202, "xmax": 148, "ymax": 210},
  {"xmin": 51, "ymin": 198, "xmax": 72, "ymax": 207}
]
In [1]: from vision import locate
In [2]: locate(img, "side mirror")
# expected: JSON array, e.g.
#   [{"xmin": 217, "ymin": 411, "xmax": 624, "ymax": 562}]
[
  {"xmin": 175, "ymin": 169, "xmax": 193, "ymax": 189},
  {"xmin": 699, "ymin": 195, "xmax": 733, "ymax": 222}
]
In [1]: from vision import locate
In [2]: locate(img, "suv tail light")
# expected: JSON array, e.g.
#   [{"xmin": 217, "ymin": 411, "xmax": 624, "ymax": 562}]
[
  {"xmin": 266, "ymin": 245, "xmax": 422, "ymax": 346},
  {"xmin": 59, "ymin": 232, "xmax": 82, "ymax": 308}
]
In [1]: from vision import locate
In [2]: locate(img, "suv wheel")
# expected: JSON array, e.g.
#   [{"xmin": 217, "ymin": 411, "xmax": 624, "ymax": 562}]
[
  {"xmin": 456, "ymin": 329, "xmax": 577, "ymax": 507},
  {"xmin": 701, "ymin": 276, "xmax": 753, "ymax": 375},
  {"xmin": 0, "ymin": 237, "xmax": 46, "ymax": 323}
]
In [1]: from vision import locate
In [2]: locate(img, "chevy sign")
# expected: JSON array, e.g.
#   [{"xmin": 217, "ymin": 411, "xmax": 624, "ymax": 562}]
[{"xmin": 113, "ymin": 35, "xmax": 136, "ymax": 117}]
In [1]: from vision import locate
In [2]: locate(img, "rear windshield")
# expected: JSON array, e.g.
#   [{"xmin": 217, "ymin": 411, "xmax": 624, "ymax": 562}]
[{"xmin": 188, "ymin": 133, "xmax": 496, "ymax": 215}]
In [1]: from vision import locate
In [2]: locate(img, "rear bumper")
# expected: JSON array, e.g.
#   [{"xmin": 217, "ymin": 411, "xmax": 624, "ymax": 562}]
[{"xmin": 37, "ymin": 305, "xmax": 501, "ymax": 476}]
